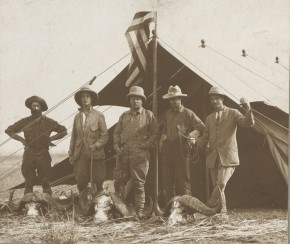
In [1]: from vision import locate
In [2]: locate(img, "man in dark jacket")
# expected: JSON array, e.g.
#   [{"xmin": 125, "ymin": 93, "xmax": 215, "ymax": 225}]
[
  {"xmin": 69, "ymin": 86, "xmax": 109, "ymax": 194},
  {"xmin": 5, "ymin": 96, "xmax": 67, "ymax": 195}
]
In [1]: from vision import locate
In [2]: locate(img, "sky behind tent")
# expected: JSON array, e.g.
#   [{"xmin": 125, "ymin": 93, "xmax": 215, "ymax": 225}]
[{"xmin": 0, "ymin": 0, "xmax": 288, "ymax": 155}]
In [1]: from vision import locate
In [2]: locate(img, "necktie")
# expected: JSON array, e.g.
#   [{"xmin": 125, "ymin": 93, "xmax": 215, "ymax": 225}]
[{"xmin": 216, "ymin": 112, "xmax": 221, "ymax": 124}]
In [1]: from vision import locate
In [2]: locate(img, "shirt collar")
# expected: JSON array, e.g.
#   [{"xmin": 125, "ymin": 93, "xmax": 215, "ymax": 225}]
[
  {"xmin": 129, "ymin": 107, "xmax": 143, "ymax": 115},
  {"xmin": 215, "ymin": 105, "xmax": 225, "ymax": 113},
  {"xmin": 78, "ymin": 106, "xmax": 93, "ymax": 113},
  {"xmin": 30, "ymin": 114, "xmax": 44, "ymax": 121},
  {"xmin": 172, "ymin": 105, "xmax": 184, "ymax": 112}
]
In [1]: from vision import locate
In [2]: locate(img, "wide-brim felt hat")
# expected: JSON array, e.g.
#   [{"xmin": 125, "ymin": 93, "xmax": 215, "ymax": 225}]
[
  {"xmin": 126, "ymin": 86, "xmax": 146, "ymax": 101},
  {"xmin": 25, "ymin": 96, "xmax": 48, "ymax": 111},
  {"xmin": 207, "ymin": 86, "xmax": 226, "ymax": 97},
  {"xmin": 74, "ymin": 86, "xmax": 98, "ymax": 107},
  {"xmin": 162, "ymin": 85, "xmax": 187, "ymax": 99}
]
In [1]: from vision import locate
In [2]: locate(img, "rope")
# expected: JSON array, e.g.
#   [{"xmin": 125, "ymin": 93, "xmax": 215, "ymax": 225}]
[
  {"xmin": 0, "ymin": 37, "xmax": 152, "ymax": 148},
  {"xmin": 0, "ymin": 131, "xmax": 73, "ymax": 182},
  {"xmin": 247, "ymin": 55, "xmax": 288, "ymax": 76},
  {"xmin": 146, "ymin": 65, "xmax": 186, "ymax": 103},
  {"xmin": 0, "ymin": 110, "xmax": 77, "ymax": 165},
  {"xmin": 158, "ymin": 38, "xmax": 241, "ymax": 104},
  {"xmin": 0, "ymin": 105, "xmax": 115, "ymax": 185},
  {"xmin": 158, "ymin": 37, "xmax": 287, "ymax": 130},
  {"xmin": 279, "ymin": 63, "xmax": 289, "ymax": 71},
  {"xmin": 206, "ymin": 45, "xmax": 286, "ymax": 92},
  {"xmin": 206, "ymin": 51, "xmax": 271, "ymax": 103}
]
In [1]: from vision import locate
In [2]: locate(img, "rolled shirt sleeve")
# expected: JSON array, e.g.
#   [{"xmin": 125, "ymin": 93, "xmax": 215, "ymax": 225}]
[
  {"xmin": 189, "ymin": 111, "xmax": 205, "ymax": 136},
  {"xmin": 5, "ymin": 118, "xmax": 27, "ymax": 135}
]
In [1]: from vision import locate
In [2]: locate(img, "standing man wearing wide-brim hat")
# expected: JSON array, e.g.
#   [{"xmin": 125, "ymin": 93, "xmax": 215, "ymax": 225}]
[
  {"xmin": 5, "ymin": 96, "xmax": 67, "ymax": 195},
  {"xmin": 159, "ymin": 85, "xmax": 205, "ymax": 205},
  {"xmin": 113, "ymin": 86, "xmax": 158, "ymax": 219},
  {"xmin": 69, "ymin": 86, "xmax": 109, "ymax": 195},
  {"xmin": 193, "ymin": 86, "xmax": 255, "ymax": 216}
]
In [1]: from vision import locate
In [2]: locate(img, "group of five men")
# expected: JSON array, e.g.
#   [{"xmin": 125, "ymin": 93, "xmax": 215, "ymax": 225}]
[{"xmin": 5, "ymin": 84, "xmax": 254, "ymax": 218}]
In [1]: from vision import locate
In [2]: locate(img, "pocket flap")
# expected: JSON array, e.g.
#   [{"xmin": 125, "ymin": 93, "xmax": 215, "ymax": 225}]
[{"xmin": 90, "ymin": 126, "xmax": 98, "ymax": 132}]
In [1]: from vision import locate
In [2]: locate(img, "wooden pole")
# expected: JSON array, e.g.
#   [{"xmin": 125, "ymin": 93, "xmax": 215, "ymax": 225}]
[
  {"xmin": 203, "ymin": 86, "xmax": 210, "ymax": 202},
  {"xmin": 152, "ymin": 13, "xmax": 163, "ymax": 216}
]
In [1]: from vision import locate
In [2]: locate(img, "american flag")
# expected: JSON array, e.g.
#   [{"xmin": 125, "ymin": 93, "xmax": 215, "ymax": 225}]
[{"xmin": 125, "ymin": 12, "xmax": 156, "ymax": 87}]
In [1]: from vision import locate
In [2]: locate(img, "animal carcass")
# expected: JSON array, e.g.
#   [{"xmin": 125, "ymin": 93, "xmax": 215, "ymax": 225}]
[
  {"xmin": 164, "ymin": 194, "xmax": 222, "ymax": 225},
  {"xmin": 78, "ymin": 188, "xmax": 133, "ymax": 222},
  {"xmin": 8, "ymin": 190, "xmax": 72, "ymax": 216}
]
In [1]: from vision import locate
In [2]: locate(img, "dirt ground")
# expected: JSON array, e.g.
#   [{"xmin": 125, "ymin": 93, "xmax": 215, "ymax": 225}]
[
  {"xmin": 0, "ymin": 160, "xmax": 287, "ymax": 243},
  {"xmin": 0, "ymin": 208, "xmax": 287, "ymax": 244}
]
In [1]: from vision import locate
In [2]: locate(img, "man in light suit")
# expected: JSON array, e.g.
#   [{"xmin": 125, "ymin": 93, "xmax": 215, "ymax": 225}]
[
  {"xmin": 69, "ymin": 86, "xmax": 109, "ymax": 194},
  {"xmin": 192, "ymin": 86, "xmax": 255, "ymax": 215}
]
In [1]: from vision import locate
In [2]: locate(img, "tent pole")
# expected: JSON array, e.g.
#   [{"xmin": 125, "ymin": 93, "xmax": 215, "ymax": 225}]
[
  {"xmin": 203, "ymin": 85, "xmax": 210, "ymax": 202},
  {"xmin": 152, "ymin": 13, "xmax": 163, "ymax": 216}
]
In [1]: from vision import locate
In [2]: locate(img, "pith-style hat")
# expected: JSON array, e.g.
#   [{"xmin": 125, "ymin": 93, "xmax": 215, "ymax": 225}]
[{"xmin": 74, "ymin": 86, "xmax": 98, "ymax": 107}]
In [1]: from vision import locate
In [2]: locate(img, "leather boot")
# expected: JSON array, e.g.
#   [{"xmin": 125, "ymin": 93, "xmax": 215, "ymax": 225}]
[
  {"xmin": 42, "ymin": 184, "xmax": 52, "ymax": 195},
  {"xmin": 136, "ymin": 209, "xmax": 146, "ymax": 220},
  {"xmin": 24, "ymin": 182, "xmax": 33, "ymax": 195},
  {"xmin": 135, "ymin": 187, "xmax": 146, "ymax": 220}
]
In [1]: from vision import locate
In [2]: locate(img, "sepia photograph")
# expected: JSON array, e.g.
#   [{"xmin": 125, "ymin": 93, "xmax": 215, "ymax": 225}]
[{"xmin": 0, "ymin": 0, "xmax": 288, "ymax": 243}]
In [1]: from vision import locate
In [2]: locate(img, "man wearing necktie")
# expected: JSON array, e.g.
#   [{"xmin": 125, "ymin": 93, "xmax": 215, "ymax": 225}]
[{"xmin": 192, "ymin": 86, "xmax": 255, "ymax": 216}]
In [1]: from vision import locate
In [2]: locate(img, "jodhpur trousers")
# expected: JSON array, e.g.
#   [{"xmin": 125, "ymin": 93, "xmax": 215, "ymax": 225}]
[{"xmin": 114, "ymin": 147, "xmax": 149, "ymax": 212}]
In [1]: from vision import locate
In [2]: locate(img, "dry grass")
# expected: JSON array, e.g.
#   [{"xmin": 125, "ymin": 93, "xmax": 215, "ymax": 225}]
[
  {"xmin": 0, "ymin": 208, "xmax": 287, "ymax": 243},
  {"xmin": 0, "ymin": 160, "xmax": 287, "ymax": 243}
]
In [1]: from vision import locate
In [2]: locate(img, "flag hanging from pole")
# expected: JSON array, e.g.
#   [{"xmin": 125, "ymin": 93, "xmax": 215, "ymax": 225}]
[{"xmin": 125, "ymin": 12, "xmax": 156, "ymax": 87}]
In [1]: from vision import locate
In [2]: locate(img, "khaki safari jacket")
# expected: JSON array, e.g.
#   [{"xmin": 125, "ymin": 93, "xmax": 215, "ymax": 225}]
[{"xmin": 69, "ymin": 108, "xmax": 109, "ymax": 160}]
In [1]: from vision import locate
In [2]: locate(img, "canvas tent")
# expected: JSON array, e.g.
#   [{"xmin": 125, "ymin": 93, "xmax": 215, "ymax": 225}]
[{"xmin": 10, "ymin": 42, "xmax": 288, "ymax": 209}]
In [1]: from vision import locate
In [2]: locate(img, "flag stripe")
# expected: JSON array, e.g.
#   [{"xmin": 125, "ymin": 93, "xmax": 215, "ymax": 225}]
[
  {"xmin": 126, "ymin": 33, "xmax": 146, "ymax": 74},
  {"xmin": 125, "ymin": 67, "xmax": 142, "ymax": 87},
  {"xmin": 125, "ymin": 11, "xmax": 156, "ymax": 87},
  {"xmin": 130, "ymin": 31, "xmax": 147, "ymax": 67}
]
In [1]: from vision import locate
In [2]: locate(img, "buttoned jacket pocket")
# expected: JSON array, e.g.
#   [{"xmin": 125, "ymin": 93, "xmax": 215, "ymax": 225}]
[{"xmin": 89, "ymin": 125, "xmax": 99, "ymax": 141}]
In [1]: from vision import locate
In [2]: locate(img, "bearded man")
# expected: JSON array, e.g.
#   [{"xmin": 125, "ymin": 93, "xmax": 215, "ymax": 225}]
[{"xmin": 5, "ymin": 96, "xmax": 67, "ymax": 195}]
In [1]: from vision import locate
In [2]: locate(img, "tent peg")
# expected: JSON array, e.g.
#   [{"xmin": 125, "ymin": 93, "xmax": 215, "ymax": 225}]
[
  {"xmin": 241, "ymin": 49, "xmax": 247, "ymax": 57},
  {"xmin": 200, "ymin": 39, "xmax": 206, "ymax": 48}
]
